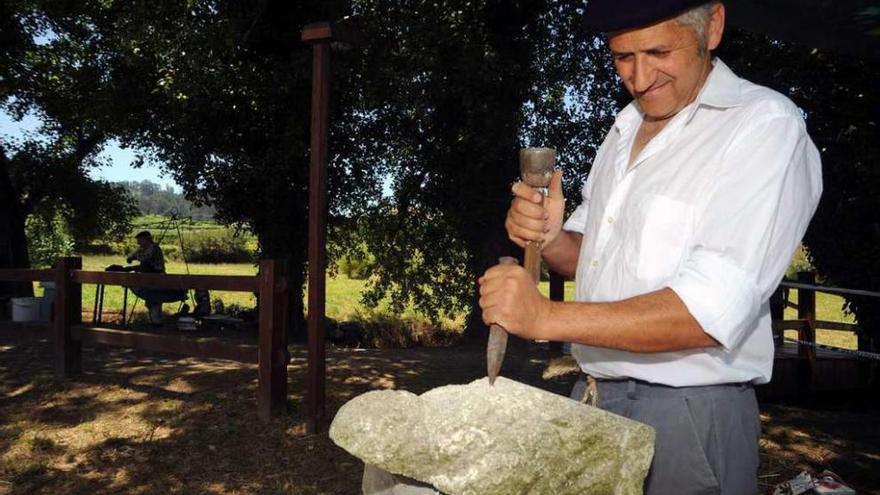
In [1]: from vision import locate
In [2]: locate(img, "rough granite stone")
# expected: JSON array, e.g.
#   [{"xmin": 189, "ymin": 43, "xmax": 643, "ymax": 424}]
[{"xmin": 330, "ymin": 377, "xmax": 655, "ymax": 495}]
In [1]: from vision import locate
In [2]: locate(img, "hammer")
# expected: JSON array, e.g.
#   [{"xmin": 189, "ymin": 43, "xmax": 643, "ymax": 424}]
[{"xmin": 487, "ymin": 147, "xmax": 556, "ymax": 385}]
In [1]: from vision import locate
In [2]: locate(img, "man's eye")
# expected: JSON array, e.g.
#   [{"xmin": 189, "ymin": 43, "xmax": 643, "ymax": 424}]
[
  {"xmin": 614, "ymin": 54, "xmax": 633, "ymax": 61},
  {"xmin": 648, "ymin": 50, "xmax": 670, "ymax": 57}
]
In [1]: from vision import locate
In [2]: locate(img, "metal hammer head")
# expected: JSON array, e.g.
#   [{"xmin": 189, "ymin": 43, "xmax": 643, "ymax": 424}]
[{"xmin": 519, "ymin": 148, "xmax": 556, "ymax": 188}]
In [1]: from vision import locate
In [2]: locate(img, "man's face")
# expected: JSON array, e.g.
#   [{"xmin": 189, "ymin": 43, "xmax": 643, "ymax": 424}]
[
  {"xmin": 608, "ymin": 7, "xmax": 722, "ymax": 121},
  {"xmin": 136, "ymin": 237, "xmax": 151, "ymax": 249}
]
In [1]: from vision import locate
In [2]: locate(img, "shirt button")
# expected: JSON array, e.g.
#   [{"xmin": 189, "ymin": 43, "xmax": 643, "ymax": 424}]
[
  {"xmin": 590, "ymin": 259, "xmax": 599, "ymax": 268},
  {"xmin": 607, "ymin": 216, "xmax": 615, "ymax": 224}
]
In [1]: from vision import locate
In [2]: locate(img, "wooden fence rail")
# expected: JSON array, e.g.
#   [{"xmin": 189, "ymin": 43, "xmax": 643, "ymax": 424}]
[
  {"xmin": 769, "ymin": 271, "xmax": 879, "ymax": 394},
  {"xmin": 551, "ymin": 269, "xmax": 876, "ymax": 395},
  {"xmin": 0, "ymin": 256, "xmax": 294, "ymax": 423},
  {"xmin": 772, "ymin": 271, "xmax": 876, "ymax": 351}
]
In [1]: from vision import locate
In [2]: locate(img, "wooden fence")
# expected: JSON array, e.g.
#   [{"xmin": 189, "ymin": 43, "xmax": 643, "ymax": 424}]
[
  {"xmin": 767, "ymin": 271, "xmax": 878, "ymax": 394},
  {"xmin": 550, "ymin": 270, "xmax": 878, "ymax": 394},
  {"xmin": 0, "ymin": 257, "xmax": 293, "ymax": 423},
  {"xmin": 771, "ymin": 271, "xmax": 875, "ymax": 355}
]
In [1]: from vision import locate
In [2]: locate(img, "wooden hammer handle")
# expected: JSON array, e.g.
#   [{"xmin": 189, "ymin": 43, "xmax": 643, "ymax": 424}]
[{"xmin": 522, "ymin": 197, "xmax": 544, "ymax": 284}]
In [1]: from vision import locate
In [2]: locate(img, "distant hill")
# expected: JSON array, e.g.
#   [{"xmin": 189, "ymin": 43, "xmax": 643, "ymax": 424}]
[{"xmin": 118, "ymin": 180, "xmax": 216, "ymax": 221}]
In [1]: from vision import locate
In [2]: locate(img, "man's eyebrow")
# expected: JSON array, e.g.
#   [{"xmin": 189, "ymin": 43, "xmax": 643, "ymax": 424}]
[
  {"xmin": 645, "ymin": 44, "xmax": 673, "ymax": 52},
  {"xmin": 612, "ymin": 44, "xmax": 675, "ymax": 57}
]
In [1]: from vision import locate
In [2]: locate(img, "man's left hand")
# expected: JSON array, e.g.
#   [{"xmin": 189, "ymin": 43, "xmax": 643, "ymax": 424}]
[{"xmin": 478, "ymin": 264, "xmax": 551, "ymax": 340}]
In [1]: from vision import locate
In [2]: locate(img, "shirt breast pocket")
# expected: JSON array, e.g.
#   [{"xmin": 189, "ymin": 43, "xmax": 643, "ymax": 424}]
[{"xmin": 635, "ymin": 195, "xmax": 694, "ymax": 281}]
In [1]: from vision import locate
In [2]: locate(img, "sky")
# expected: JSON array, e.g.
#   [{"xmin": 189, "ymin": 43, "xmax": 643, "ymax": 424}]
[{"xmin": 0, "ymin": 110, "xmax": 180, "ymax": 191}]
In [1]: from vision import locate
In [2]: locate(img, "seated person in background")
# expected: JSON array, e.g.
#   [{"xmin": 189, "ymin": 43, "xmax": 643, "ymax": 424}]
[
  {"xmin": 123, "ymin": 231, "xmax": 186, "ymax": 325},
  {"xmin": 126, "ymin": 231, "xmax": 165, "ymax": 273}
]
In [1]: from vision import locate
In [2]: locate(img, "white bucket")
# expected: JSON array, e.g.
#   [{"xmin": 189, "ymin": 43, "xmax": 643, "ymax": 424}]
[{"xmin": 11, "ymin": 297, "xmax": 42, "ymax": 322}]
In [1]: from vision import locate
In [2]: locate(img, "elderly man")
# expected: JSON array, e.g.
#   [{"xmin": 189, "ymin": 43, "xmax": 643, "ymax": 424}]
[{"xmin": 479, "ymin": 1, "xmax": 822, "ymax": 493}]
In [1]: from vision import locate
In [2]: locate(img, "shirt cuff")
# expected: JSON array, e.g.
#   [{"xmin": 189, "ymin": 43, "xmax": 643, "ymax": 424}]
[{"xmin": 667, "ymin": 249, "xmax": 762, "ymax": 350}]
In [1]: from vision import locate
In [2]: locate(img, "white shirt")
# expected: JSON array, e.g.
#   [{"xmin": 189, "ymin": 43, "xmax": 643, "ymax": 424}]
[{"xmin": 562, "ymin": 59, "xmax": 822, "ymax": 386}]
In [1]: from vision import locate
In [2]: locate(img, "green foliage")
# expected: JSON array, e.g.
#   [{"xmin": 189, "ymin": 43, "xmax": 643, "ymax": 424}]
[
  {"xmin": 345, "ymin": 1, "xmax": 621, "ymax": 332},
  {"xmin": 337, "ymin": 251, "xmax": 374, "ymax": 280},
  {"xmin": 64, "ymin": 180, "xmax": 140, "ymax": 246},
  {"xmin": 327, "ymin": 309, "xmax": 462, "ymax": 349},
  {"xmin": 25, "ymin": 208, "xmax": 74, "ymax": 268},
  {"xmin": 118, "ymin": 180, "xmax": 215, "ymax": 221},
  {"xmin": 718, "ymin": 30, "xmax": 880, "ymax": 344},
  {"xmin": 11, "ymin": 0, "xmax": 373, "ymax": 336},
  {"xmin": 1, "ymin": 1, "xmax": 138, "ymax": 271},
  {"xmin": 107, "ymin": 223, "xmax": 254, "ymax": 264},
  {"xmin": 785, "ymin": 245, "xmax": 815, "ymax": 279},
  {"xmin": 183, "ymin": 230, "xmax": 253, "ymax": 263},
  {"xmin": 5, "ymin": 0, "xmax": 879, "ymax": 348}
]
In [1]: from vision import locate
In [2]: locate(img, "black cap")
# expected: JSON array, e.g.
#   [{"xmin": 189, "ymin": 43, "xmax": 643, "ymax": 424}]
[
  {"xmin": 135, "ymin": 230, "xmax": 152, "ymax": 240},
  {"xmin": 584, "ymin": 0, "xmax": 712, "ymax": 33}
]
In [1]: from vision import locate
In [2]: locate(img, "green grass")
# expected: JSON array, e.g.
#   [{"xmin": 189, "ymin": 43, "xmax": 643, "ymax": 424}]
[
  {"xmin": 537, "ymin": 280, "xmax": 577, "ymax": 301},
  {"xmin": 68, "ymin": 256, "xmax": 259, "ymax": 319},
  {"xmin": 32, "ymin": 256, "xmax": 426, "ymax": 324},
  {"xmin": 28, "ymin": 255, "xmax": 859, "ymax": 350},
  {"xmin": 131, "ymin": 215, "xmax": 227, "ymax": 232},
  {"xmin": 782, "ymin": 290, "xmax": 857, "ymax": 349}
]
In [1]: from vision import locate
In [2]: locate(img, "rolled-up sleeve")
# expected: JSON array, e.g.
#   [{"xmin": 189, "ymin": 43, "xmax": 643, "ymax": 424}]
[
  {"xmin": 563, "ymin": 173, "xmax": 596, "ymax": 234},
  {"xmin": 668, "ymin": 110, "xmax": 822, "ymax": 350},
  {"xmin": 563, "ymin": 201, "xmax": 589, "ymax": 234}
]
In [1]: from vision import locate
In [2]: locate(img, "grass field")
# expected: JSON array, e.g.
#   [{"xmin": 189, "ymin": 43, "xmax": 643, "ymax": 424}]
[
  {"xmin": 30, "ymin": 255, "xmax": 860, "ymax": 349},
  {"xmin": 34, "ymin": 256, "xmax": 456, "ymax": 327},
  {"xmin": 782, "ymin": 289, "xmax": 857, "ymax": 349}
]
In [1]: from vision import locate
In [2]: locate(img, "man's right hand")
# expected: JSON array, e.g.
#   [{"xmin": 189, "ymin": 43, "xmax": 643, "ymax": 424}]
[{"xmin": 505, "ymin": 170, "xmax": 565, "ymax": 248}]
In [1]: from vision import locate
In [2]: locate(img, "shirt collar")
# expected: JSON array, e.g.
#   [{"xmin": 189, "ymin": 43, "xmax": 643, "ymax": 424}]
[
  {"xmin": 683, "ymin": 57, "xmax": 743, "ymax": 123},
  {"xmin": 613, "ymin": 57, "xmax": 743, "ymax": 134}
]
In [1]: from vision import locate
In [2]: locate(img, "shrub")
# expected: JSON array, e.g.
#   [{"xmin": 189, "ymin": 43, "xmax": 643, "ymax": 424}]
[
  {"xmin": 105, "ymin": 228, "xmax": 252, "ymax": 264},
  {"xmin": 181, "ymin": 230, "xmax": 253, "ymax": 263},
  {"xmin": 338, "ymin": 254, "xmax": 374, "ymax": 280},
  {"xmin": 327, "ymin": 309, "xmax": 462, "ymax": 349},
  {"xmin": 26, "ymin": 210, "xmax": 74, "ymax": 268},
  {"xmin": 786, "ymin": 245, "xmax": 815, "ymax": 279}
]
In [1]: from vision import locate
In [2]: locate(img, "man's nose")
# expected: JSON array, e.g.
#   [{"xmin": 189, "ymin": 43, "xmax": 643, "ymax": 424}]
[{"xmin": 632, "ymin": 56, "xmax": 655, "ymax": 94}]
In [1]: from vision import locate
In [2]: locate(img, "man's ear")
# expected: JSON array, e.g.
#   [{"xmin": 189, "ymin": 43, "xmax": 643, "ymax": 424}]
[{"xmin": 707, "ymin": 3, "xmax": 725, "ymax": 51}]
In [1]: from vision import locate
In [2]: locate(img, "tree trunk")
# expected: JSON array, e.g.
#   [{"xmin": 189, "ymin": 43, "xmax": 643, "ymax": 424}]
[
  {"xmin": 253, "ymin": 211, "xmax": 309, "ymax": 343},
  {"xmin": 288, "ymin": 259, "xmax": 307, "ymax": 343},
  {"xmin": 0, "ymin": 150, "xmax": 34, "ymax": 298},
  {"xmin": 462, "ymin": 225, "xmax": 513, "ymax": 343}
]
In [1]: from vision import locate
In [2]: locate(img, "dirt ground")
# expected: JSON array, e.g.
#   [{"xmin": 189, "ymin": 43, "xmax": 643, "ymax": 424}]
[{"xmin": 1, "ymin": 325, "xmax": 878, "ymax": 494}]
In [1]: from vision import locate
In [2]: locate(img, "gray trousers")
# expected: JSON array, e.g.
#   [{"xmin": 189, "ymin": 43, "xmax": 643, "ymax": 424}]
[{"xmin": 571, "ymin": 375, "xmax": 760, "ymax": 495}]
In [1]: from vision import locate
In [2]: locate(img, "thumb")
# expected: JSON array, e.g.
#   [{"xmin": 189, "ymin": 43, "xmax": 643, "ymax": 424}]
[{"xmin": 548, "ymin": 170, "xmax": 563, "ymax": 200}]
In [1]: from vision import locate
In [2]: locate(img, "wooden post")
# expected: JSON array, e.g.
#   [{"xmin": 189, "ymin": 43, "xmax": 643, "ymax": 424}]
[
  {"xmin": 303, "ymin": 22, "xmax": 334, "ymax": 434},
  {"xmin": 796, "ymin": 272, "xmax": 817, "ymax": 359},
  {"xmin": 769, "ymin": 285, "xmax": 785, "ymax": 348},
  {"xmin": 274, "ymin": 260, "xmax": 291, "ymax": 407},
  {"xmin": 122, "ymin": 287, "xmax": 128, "ymax": 326},
  {"xmin": 796, "ymin": 271, "xmax": 816, "ymax": 393},
  {"xmin": 257, "ymin": 259, "xmax": 287, "ymax": 421},
  {"xmin": 54, "ymin": 257, "xmax": 82, "ymax": 378},
  {"xmin": 548, "ymin": 271, "xmax": 565, "ymax": 352},
  {"xmin": 92, "ymin": 284, "xmax": 100, "ymax": 325},
  {"xmin": 855, "ymin": 301, "xmax": 877, "ymax": 389}
]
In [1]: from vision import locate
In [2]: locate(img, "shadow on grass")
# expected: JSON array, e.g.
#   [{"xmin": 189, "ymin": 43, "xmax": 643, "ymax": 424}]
[
  {"xmin": 3, "ymin": 324, "xmax": 878, "ymax": 494},
  {"xmin": 757, "ymin": 402, "xmax": 880, "ymax": 491},
  {"xmin": 0, "ymin": 325, "xmax": 574, "ymax": 494}
]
